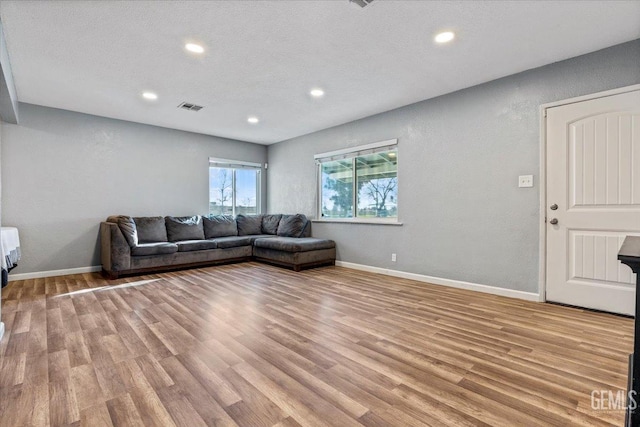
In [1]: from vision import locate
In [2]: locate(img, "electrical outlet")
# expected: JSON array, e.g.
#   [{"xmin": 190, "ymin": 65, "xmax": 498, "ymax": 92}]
[
  {"xmin": 391, "ymin": 253, "xmax": 397, "ymax": 262},
  {"xmin": 518, "ymin": 175, "xmax": 534, "ymax": 188}
]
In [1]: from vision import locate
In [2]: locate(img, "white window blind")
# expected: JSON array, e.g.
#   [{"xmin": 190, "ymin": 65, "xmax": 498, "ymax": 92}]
[
  {"xmin": 209, "ymin": 158, "xmax": 262, "ymax": 170},
  {"xmin": 314, "ymin": 139, "xmax": 398, "ymax": 163}
]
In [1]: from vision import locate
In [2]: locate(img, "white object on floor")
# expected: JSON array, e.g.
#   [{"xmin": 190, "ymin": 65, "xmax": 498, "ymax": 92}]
[{"xmin": 1, "ymin": 226, "xmax": 21, "ymax": 271}]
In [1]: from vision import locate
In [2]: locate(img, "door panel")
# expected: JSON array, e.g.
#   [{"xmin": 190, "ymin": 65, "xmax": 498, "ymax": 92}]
[
  {"xmin": 570, "ymin": 232, "xmax": 635, "ymax": 284},
  {"xmin": 546, "ymin": 89, "xmax": 640, "ymax": 315}
]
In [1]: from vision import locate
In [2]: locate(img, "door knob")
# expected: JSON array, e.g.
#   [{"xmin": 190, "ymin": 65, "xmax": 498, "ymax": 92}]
[
  {"xmin": 550, "ymin": 204, "xmax": 558, "ymax": 210},
  {"xmin": 549, "ymin": 218, "xmax": 558, "ymax": 225}
]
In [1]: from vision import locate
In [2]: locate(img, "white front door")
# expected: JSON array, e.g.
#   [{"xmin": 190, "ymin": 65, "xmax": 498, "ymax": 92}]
[{"xmin": 546, "ymin": 89, "xmax": 640, "ymax": 315}]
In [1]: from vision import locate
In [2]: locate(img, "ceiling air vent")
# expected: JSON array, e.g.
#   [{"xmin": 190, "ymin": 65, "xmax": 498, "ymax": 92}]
[
  {"xmin": 177, "ymin": 102, "xmax": 204, "ymax": 112},
  {"xmin": 350, "ymin": 0, "xmax": 374, "ymax": 8}
]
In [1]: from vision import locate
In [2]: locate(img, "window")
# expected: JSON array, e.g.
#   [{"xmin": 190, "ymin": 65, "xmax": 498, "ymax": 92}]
[
  {"xmin": 316, "ymin": 139, "xmax": 398, "ymax": 221},
  {"xmin": 209, "ymin": 158, "xmax": 261, "ymax": 216}
]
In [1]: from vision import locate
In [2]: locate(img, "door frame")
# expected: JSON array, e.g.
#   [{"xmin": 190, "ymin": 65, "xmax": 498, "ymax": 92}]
[{"xmin": 538, "ymin": 83, "xmax": 640, "ymax": 303}]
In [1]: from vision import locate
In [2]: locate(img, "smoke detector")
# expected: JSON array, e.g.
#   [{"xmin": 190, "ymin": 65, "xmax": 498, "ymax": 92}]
[
  {"xmin": 350, "ymin": 0, "xmax": 375, "ymax": 8},
  {"xmin": 177, "ymin": 102, "xmax": 204, "ymax": 112}
]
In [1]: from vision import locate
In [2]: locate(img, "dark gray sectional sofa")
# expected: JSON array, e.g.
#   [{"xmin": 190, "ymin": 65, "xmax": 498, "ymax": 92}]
[{"xmin": 100, "ymin": 214, "xmax": 336, "ymax": 279}]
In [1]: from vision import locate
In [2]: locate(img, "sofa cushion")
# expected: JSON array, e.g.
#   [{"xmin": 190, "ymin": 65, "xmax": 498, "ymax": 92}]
[
  {"xmin": 166, "ymin": 216, "xmax": 204, "ymax": 242},
  {"xmin": 107, "ymin": 215, "xmax": 138, "ymax": 247},
  {"xmin": 237, "ymin": 214, "xmax": 263, "ymax": 235},
  {"xmin": 210, "ymin": 236, "xmax": 252, "ymax": 249},
  {"xmin": 133, "ymin": 216, "xmax": 168, "ymax": 243},
  {"xmin": 131, "ymin": 242, "xmax": 178, "ymax": 256},
  {"xmin": 176, "ymin": 240, "xmax": 218, "ymax": 252},
  {"xmin": 254, "ymin": 237, "xmax": 335, "ymax": 253},
  {"xmin": 203, "ymin": 215, "xmax": 238, "ymax": 238},
  {"xmin": 277, "ymin": 214, "xmax": 308, "ymax": 237},
  {"xmin": 245, "ymin": 234, "xmax": 277, "ymax": 244},
  {"xmin": 261, "ymin": 214, "xmax": 282, "ymax": 235}
]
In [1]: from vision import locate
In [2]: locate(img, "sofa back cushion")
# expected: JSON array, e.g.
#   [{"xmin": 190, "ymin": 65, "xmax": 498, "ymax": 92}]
[
  {"xmin": 133, "ymin": 216, "xmax": 168, "ymax": 243},
  {"xmin": 277, "ymin": 214, "xmax": 308, "ymax": 237},
  {"xmin": 261, "ymin": 214, "xmax": 282, "ymax": 235},
  {"xmin": 107, "ymin": 215, "xmax": 138, "ymax": 247},
  {"xmin": 165, "ymin": 216, "xmax": 205, "ymax": 242},
  {"xmin": 301, "ymin": 219, "xmax": 312, "ymax": 237},
  {"xmin": 203, "ymin": 215, "xmax": 238, "ymax": 238},
  {"xmin": 236, "ymin": 214, "xmax": 263, "ymax": 236}
]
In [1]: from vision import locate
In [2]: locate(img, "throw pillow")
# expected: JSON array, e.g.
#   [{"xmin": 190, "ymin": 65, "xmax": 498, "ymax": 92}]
[
  {"xmin": 236, "ymin": 214, "xmax": 263, "ymax": 236},
  {"xmin": 261, "ymin": 214, "xmax": 282, "ymax": 235},
  {"xmin": 133, "ymin": 216, "xmax": 168, "ymax": 243},
  {"xmin": 203, "ymin": 215, "xmax": 238, "ymax": 238},
  {"xmin": 165, "ymin": 216, "xmax": 205, "ymax": 242},
  {"xmin": 277, "ymin": 214, "xmax": 308, "ymax": 237},
  {"xmin": 107, "ymin": 215, "xmax": 138, "ymax": 247}
]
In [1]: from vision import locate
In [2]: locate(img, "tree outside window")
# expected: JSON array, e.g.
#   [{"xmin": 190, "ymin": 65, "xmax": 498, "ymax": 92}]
[
  {"xmin": 209, "ymin": 168, "xmax": 233, "ymax": 215},
  {"xmin": 209, "ymin": 162, "xmax": 260, "ymax": 216},
  {"xmin": 320, "ymin": 149, "xmax": 397, "ymax": 220}
]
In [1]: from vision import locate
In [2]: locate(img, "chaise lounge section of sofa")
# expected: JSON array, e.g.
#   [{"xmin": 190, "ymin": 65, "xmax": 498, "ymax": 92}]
[{"xmin": 100, "ymin": 213, "xmax": 335, "ymax": 279}]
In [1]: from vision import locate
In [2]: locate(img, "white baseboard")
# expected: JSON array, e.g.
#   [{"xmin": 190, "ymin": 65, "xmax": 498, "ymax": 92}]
[
  {"xmin": 335, "ymin": 261, "xmax": 541, "ymax": 302},
  {"xmin": 5, "ymin": 262, "xmax": 540, "ymax": 302},
  {"xmin": 8, "ymin": 266, "xmax": 102, "ymax": 281},
  {"xmin": 0, "ymin": 322, "xmax": 4, "ymax": 341}
]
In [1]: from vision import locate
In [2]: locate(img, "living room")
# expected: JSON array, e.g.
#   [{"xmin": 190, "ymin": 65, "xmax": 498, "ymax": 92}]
[{"xmin": 0, "ymin": 1, "xmax": 639, "ymax": 426}]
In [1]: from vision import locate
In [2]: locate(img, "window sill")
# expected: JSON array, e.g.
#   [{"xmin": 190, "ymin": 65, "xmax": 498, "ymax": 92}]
[{"xmin": 312, "ymin": 219, "xmax": 403, "ymax": 226}]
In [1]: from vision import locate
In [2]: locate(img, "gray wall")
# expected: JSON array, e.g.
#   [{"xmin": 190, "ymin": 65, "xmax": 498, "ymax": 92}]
[
  {"xmin": 1, "ymin": 103, "xmax": 267, "ymax": 273},
  {"xmin": 0, "ymin": 20, "xmax": 18, "ymax": 124},
  {"xmin": 267, "ymin": 40, "xmax": 640, "ymax": 293}
]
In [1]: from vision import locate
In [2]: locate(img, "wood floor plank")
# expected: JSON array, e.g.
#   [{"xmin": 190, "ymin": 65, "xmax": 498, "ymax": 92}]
[
  {"xmin": 159, "ymin": 356, "xmax": 239, "ymax": 426},
  {"xmin": 155, "ymin": 384, "xmax": 209, "ymax": 427},
  {"xmin": 219, "ymin": 367, "xmax": 288, "ymax": 427},
  {"xmin": 272, "ymin": 417, "xmax": 305, "ymax": 427},
  {"xmin": 12, "ymin": 309, "xmax": 31, "ymax": 334},
  {"xmin": 0, "ymin": 382, "xmax": 50, "ymax": 427},
  {"xmin": 0, "ymin": 263, "xmax": 633, "ymax": 426},
  {"xmin": 235, "ymin": 331, "xmax": 370, "ymax": 419},
  {"xmin": 232, "ymin": 361, "xmax": 336, "ymax": 427},
  {"xmin": 175, "ymin": 351, "xmax": 242, "ymax": 407},
  {"xmin": 0, "ymin": 353, "xmax": 25, "ymax": 388},
  {"xmin": 106, "ymin": 393, "xmax": 145, "ymax": 427},
  {"xmin": 48, "ymin": 376, "xmax": 79, "ymax": 426},
  {"xmin": 116, "ymin": 359, "xmax": 177, "ymax": 427},
  {"xmin": 133, "ymin": 353, "xmax": 174, "ymax": 391},
  {"xmin": 80, "ymin": 402, "xmax": 115, "ymax": 427},
  {"xmin": 48, "ymin": 350, "xmax": 80, "ymax": 426},
  {"xmin": 70, "ymin": 364, "xmax": 104, "ymax": 411},
  {"xmin": 23, "ymin": 349, "xmax": 49, "ymax": 387}
]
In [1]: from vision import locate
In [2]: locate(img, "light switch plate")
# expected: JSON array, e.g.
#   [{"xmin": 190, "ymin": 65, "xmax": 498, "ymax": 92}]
[{"xmin": 518, "ymin": 175, "xmax": 534, "ymax": 188}]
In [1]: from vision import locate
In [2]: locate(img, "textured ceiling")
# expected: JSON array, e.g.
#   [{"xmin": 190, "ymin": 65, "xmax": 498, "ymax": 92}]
[{"xmin": 1, "ymin": 1, "xmax": 639, "ymax": 145}]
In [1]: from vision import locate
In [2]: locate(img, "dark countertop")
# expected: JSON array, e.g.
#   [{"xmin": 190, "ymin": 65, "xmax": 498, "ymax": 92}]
[{"xmin": 619, "ymin": 236, "xmax": 640, "ymax": 266}]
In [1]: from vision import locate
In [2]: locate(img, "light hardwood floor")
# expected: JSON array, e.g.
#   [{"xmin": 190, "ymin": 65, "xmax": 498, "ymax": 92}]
[{"xmin": 0, "ymin": 262, "xmax": 634, "ymax": 426}]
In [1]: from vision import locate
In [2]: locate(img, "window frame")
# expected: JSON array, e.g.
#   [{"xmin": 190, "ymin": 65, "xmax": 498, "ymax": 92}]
[
  {"xmin": 209, "ymin": 158, "xmax": 262, "ymax": 217},
  {"xmin": 315, "ymin": 139, "xmax": 399, "ymax": 224}
]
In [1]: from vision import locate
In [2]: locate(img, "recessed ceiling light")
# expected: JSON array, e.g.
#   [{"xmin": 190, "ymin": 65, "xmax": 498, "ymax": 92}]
[
  {"xmin": 142, "ymin": 92, "xmax": 158, "ymax": 100},
  {"xmin": 434, "ymin": 31, "xmax": 455, "ymax": 44},
  {"xmin": 185, "ymin": 43, "xmax": 204, "ymax": 54},
  {"xmin": 247, "ymin": 116, "xmax": 259, "ymax": 124},
  {"xmin": 310, "ymin": 88, "xmax": 325, "ymax": 98}
]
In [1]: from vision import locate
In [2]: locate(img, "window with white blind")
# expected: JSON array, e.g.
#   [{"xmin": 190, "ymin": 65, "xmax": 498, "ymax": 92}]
[
  {"xmin": 209, "ymin": 158, "xmax": 262, "ymax": 216},
  {"xmin": 315, "ymin": 139, "xmax": 398, "ymax": 222}
]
